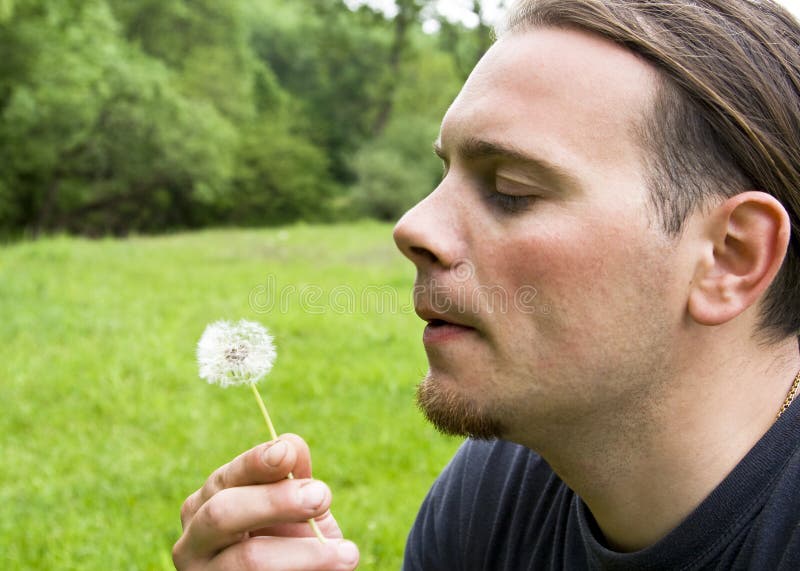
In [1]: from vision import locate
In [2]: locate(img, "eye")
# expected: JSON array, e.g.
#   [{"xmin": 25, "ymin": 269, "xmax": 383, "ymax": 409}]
[
  {"xmin": 483, "ymin": 174, "xmax": 538, "ymax": 214},
  {"xmin": 485, "ymin": 192, "xmax": 535, "ymax": 214}
]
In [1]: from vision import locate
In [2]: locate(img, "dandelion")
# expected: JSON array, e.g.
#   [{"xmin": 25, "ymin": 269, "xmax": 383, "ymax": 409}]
[
  {"xmin": 197, "ymin": 319, "xmax": 326, "ymax": 543},
  {"xmin": 197, "ymin": 319, "xmax": 277, "ymax": 387}
]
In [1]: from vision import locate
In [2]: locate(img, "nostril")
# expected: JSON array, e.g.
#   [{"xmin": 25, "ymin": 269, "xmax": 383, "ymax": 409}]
[{"xmin": 410, "ymin": 246, "xmax": 438, "ymax": 264}]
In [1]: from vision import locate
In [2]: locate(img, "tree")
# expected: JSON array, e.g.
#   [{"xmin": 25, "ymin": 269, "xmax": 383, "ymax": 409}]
[
  {"xmin": 0, "ymin": 0, "xmax": 497, "ymax": 235},
  {"xmin": 435, "ymin": 0, "xmax": 499, "ymax": 80},
  {"xmin": 370, "ymin": 0, "xmax": 427, "ymax": 136},
  {"xmin": 108, "ymin": 0, "xmax": 258, "ymax": 122},
  {"xmin": 250, "ymin": 0, "xmax": 391, "ymax": 182},
  {"xmin": 0, "ymin": 0, "xmax": 236, "ymax": 235},
  {"xmin": 349, "ymin": 34, "xmax": 462, "ymax": 220},
  {"xmin": 226, "ymin": 118, "xmax": 337, "ymax": 225}
]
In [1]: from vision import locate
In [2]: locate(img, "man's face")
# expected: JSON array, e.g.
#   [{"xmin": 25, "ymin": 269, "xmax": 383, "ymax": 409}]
[{"xmin": 393, "ymin": 28, "xmax": 697, "ymax": 446}]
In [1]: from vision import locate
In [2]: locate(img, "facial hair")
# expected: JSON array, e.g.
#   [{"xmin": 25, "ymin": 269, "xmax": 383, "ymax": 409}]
[{"xmin": 415, "ymin": 371, "xmax": 507, "ymax": 440}]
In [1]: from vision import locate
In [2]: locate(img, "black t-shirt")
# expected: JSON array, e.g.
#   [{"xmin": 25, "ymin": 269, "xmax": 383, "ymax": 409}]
[{"xmin": 404, "ymin": 402, "xmax": 800, "ymax": 570}]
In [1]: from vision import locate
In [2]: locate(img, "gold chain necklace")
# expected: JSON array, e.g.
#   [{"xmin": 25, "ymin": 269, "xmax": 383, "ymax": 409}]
[{"xmin": 776, "ymin": 369, "xmax": 800, "ymax": 420}]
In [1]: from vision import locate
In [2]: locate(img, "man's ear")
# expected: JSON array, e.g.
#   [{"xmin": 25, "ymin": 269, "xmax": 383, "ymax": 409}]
[{"xmin": 688, "ymin": 191, "xmax": 791, "ymax": 326}]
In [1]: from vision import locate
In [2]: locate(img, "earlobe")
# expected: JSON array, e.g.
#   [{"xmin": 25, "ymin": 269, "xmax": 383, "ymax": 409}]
[{"xmin": 687, "ymin": 191, "xmax": 790, "ymax": 327}]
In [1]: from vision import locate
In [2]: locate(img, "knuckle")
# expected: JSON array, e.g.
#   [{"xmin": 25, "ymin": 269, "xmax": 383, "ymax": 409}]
[
  {"xmin": 200, "ymin": 491, "xmax": 236, "ymax": 534},
  {"xmin": 210, "ymin": 464, "xmax": 229, "ymax": 493},
  {"xmin": 171, "ymin": 536, "xmax": 190, "ymax": 570},
  {"xmin": 180, "ymin": 493, "xmax": 198, "ymax": 527}
]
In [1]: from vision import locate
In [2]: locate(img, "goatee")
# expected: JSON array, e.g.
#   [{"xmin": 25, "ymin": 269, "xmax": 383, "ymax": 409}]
[{"xmin": 415, "ymin": 372, "xmax": 506, "ymax": 440}]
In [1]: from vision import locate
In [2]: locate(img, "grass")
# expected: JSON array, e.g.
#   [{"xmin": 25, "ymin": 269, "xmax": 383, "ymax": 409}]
[{"xmin": 0, "ymin": 221, "xmax": 461, "ymax": 570}]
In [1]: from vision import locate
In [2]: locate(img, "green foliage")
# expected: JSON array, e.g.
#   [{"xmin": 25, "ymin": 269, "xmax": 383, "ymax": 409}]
[
  {"xmin": 349, "ymin": 40, "xmax": 462, "ymax": 220},
  {"xmin": 0, "ymin": 0, "xmax": 489, "ymax": 235},
  {"xmin": 0, "ymin": 223, "xmax": 460, "ymax": 569},
  {"xmin": 0, "ymin": 0, "xmax": 13, "ymax": 22},
  {"xmin": 250, "ymin": 0, "xmax": 391, "ymax": 182},
  {"xmin": 226, "ymin": 119, "xmax": 337, "ymax": 225},
  {"xmin": 109, "ymin": 0, "xmax": 259, "ymax": 121},
  {"xmin": 349, "ymin": 116, "xmax": 442, "ymax": 220},
  {"xmin": 0, "ymin": 0, "xmax": 238, "ymax": 235},
  {"xmin": 436, "ymin": 13, "xmax": 496, "ymax": 80}
]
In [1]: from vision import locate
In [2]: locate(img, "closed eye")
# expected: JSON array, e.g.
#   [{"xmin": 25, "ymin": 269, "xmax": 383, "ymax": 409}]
[
  {"xmin": 484, "ymin": 192, "xmax": 535, "ymax": 214},
  {"xmin": 485, "ymin": 174, "xmax": 540, "ymax": 214}
]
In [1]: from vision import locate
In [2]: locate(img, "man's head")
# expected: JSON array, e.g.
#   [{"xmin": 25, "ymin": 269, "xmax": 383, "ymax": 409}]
[
  {"xmin": 503, "ymin": 0, "xmax": 800, "ymax": 341},
  {"xmin": 393, "ymin": 0, "xmax": 797, "ymax": 444}
]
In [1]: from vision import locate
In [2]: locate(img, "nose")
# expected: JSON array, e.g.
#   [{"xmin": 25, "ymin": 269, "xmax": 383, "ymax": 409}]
[{"xmin": 393, "ymin": 188, "xmax": 461, "ymax": 271}]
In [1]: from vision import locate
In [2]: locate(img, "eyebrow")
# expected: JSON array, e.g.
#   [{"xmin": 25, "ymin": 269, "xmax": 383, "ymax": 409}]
[{"xmin": 433, "ymin": 137, "xmax": 581, "ymax": 190}]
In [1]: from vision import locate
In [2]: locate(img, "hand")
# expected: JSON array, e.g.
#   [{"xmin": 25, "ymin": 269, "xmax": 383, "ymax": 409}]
[{"xmin": 173, "ymin": 434, "xmax": 360, "ymax": 570}]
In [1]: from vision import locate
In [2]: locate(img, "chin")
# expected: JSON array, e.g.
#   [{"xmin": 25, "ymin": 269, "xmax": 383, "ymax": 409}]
[{"xmin": 415, "ymin": 372, "xmax": 507, "ymax": 440}]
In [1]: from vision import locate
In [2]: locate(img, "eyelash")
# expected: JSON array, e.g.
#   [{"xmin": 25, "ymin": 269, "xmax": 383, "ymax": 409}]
[
  {"xmin": 437, "ymin": 161, "xmax": 536, "ymax": 214},
  {"xmin": 485, "ymin": 191, "xmax": 534, "ymax": 214}
]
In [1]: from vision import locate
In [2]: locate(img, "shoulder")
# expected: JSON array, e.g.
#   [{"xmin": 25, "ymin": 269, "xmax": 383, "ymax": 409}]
[
  {"xmin": 403, "ymin": 439, "xmax": 567, "ymax": 571},
  {"xmin": 728, "ymin": 430, "xmax": 800, "ymax": 569}
]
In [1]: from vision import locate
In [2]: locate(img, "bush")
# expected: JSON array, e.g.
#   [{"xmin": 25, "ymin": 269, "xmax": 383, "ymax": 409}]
[
  {"xmin": 224, "ymin": 118, "xmax": 338, "ymax": 225},
  {"xmin": 349, "ymin": 115, "xmax": 441, "ymax": 220}
]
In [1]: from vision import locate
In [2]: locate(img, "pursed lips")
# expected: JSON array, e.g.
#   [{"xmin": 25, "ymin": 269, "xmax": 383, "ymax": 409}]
[
  {"xmin": 414, "ymin": 306, "xmax": 480, "ymax": 344},
  {"xmin": 414, "ymin": 302, "xmax": 477, "ymax": 326}
]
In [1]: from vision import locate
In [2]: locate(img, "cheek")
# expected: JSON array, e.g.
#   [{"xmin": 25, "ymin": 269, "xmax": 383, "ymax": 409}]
[
  {"xmin": 492, "ymin": 221, "xmax": 672, "ymax": 340},
  {"xmin": 496, "ymin": 226, "xmax": 618, "ymax": 307}
]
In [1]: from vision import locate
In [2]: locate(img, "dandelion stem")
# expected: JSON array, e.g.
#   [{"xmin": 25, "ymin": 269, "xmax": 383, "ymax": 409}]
[
  {"xmin": 249, "ymin": 383, "xmax": 327, "ymax": 544},
  {"xmin": 251, "ymin": 383, "xmax": 279, "ymax": 440}
]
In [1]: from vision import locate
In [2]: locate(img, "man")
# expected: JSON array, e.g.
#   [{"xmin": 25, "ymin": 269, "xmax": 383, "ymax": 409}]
[{"xmin": 173, "ymin": 0, "xmax": 800, "ymax": 569}]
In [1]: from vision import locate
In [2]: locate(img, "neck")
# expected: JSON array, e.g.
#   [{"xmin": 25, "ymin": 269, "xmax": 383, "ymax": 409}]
[{"xmin": 521, "ymin": 335, "xmax": 800, "ymax": 552}]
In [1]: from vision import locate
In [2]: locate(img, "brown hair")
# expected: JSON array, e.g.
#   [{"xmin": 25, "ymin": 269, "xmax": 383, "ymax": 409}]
[{"xmin": 500, "ymin": 0, "xmax": 800, "ymax": 342}]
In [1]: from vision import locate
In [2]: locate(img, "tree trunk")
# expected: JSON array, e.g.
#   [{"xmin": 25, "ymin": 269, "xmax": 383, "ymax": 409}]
[
  {"xmin": 371, "ymin": 2, "xmax": 417, "ymax": 136},
  {"xmin": 32, "ymin": 176, "xmax": 60, "ymax": 238}
]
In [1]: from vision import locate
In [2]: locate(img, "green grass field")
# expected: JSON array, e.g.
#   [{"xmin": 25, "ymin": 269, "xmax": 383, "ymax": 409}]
[{"xmin": 0, "ymin": 222, "xmax": 461, "ymax": 570}]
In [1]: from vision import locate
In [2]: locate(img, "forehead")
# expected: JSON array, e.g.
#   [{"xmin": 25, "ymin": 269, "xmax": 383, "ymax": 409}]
[{"xmin": 439, "ymin": 27, "xmax": 658, "ymax": 179}]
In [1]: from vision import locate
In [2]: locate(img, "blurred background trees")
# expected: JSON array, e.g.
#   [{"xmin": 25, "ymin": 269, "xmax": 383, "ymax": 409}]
[{"xmin": 0, "ymin": 0, "xmax": 499, "ymax": 237}]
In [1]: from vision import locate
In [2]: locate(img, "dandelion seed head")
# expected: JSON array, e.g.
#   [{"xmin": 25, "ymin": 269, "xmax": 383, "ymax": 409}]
[{"xmin": 197, "ymin": 319, "xmax": 277, "ymax": 387}]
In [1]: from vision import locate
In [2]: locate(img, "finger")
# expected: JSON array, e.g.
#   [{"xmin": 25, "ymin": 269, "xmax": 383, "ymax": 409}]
[
  {"xmin": 181, "ymin": 440, "xmax": 295, "ymax": 529},
  {"xmin": 207, "ymin": 537, "xmax": 360, "ymax": 571},
  {"xmin": 279, "ymin": 434, "xmax": 313, "ymax": 479},
  {"xmin": 182, "ymin": 434, "xmax": 312, "ymax": 528},
  {"xmin": 184, "ymin": 479, "xmax": 332, "ymax": 557},
  {"xmin": 251, "ymin": 510, "xmax": 344, "ymax": 539}
]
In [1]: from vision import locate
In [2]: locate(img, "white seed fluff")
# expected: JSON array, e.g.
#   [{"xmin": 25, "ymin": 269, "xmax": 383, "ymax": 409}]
[{"xmin": 197, "ymin": 319, "xmax": 277, "ymax": 387}]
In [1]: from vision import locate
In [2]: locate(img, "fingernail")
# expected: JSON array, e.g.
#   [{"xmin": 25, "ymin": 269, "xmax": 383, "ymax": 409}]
[
  {"xmin": 337, "ymin": 540, "xmax": 359, "ymax": 565},
  {"xmin": 263, "ymin": 440, "xmax": 287, "ymax": 467},
  {"xmin": 298, "ymin": 481, "xmax": 326, "ymax": 509}
]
